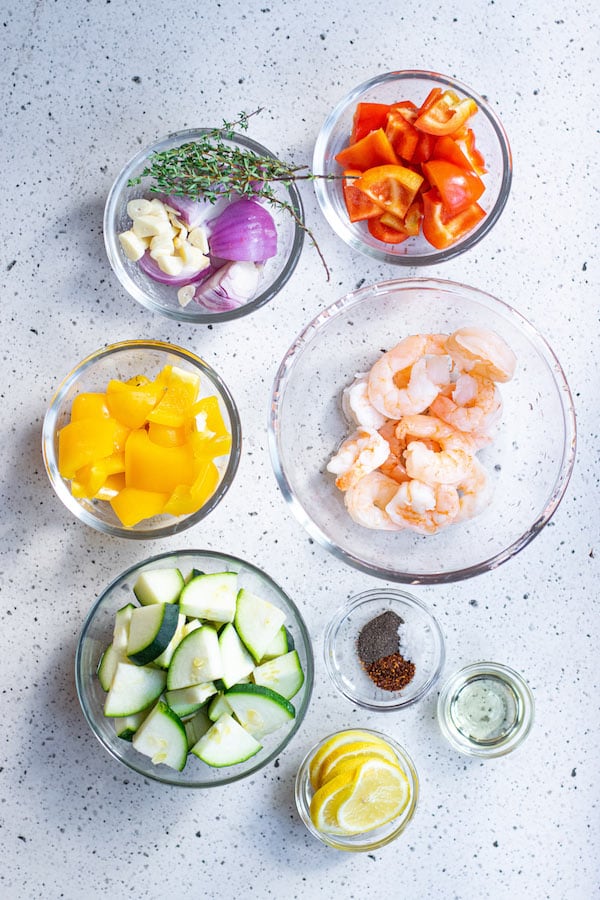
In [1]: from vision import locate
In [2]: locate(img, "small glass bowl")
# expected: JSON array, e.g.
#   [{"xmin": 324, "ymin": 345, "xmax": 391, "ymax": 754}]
[
  {"xmin": 313, "ymin": 70, "xmax": 511, "ymax": 265},
  {"xmin": 104, "ymin": 128, "xmax": 304, "ymax": 323},
  {"xmin": 295, "ymin": 728, "xmax": 419, "ymax": 850},
  {"xmin": 268, "ymin": 277, "xmax": 576, "ymax": 584},
  {"xmin": 324, "ymin": 589, "xmax": 445, "ymax": 710},
  {"xmin": 42, "ymin": 340, "xmax": 241, "ymax": 538},
  {"xmin": 75, "ymin": 549, "xmax": 314, "ymax": 787},
  {"xmin": 437, "ymin": 661, "xmax": 534, "ymax": 758}
]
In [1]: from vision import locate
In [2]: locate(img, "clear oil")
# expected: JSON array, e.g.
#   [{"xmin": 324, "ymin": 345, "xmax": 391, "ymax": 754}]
[{"xmin": 450, "ymin": 674, "xmax": 519, "ymax": 744}]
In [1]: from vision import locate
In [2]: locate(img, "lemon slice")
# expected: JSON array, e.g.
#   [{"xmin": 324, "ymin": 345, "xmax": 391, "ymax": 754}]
[
  {"xmin": 309, "ymin": 730, "xmax": 393, "ymax": 789},
  {"xmin": 320, "ymin": 747, "xmax": 398, "ymax": 786},
  {"xmin": 309, "ymin": 772, "xmax": 355, "ymax": 835},
  {"xmin": 335, "ymin": 757, "xmax": 411, "ymax": 835}
]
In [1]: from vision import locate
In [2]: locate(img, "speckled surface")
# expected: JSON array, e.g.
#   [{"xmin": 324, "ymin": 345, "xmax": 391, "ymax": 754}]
[{"xmin": 1, "ymin": 1, "xmax": 598, "ymax": 898}]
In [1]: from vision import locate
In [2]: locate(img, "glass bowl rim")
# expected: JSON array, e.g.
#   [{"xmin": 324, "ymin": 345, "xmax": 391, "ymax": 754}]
[
  {"xmin": 323, "ymin": 588, "xmax": 446, "ymax": 710},
  {"xmin": 268, "ymin": 276, "xmax": 577, "ymax": 584},
  {"xmin": 75, "ymin": 548, "xmax": 315, "ymax": 787},
  {"xmin": 313, "ymin": 68, "xmax": 512, "ymax": 265},
  {"xmin": 42, "ymin": 339, "xmax": 242, "ymax": 539},
  {"xmin": 294, "ymin": 726, "xmax": 419, "ymax": 850},
  {"xmin": 436, "ymin": 660, "xmax": 535, "ymax": 758},
  {"xmin": 104, "ymin": 127, "xmax": 305, "ymax": 323}
]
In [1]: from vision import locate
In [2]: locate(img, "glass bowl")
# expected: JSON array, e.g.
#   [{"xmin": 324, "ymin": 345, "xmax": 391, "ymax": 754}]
[
  {"xmin": 437, "ymin": 661, "xmax": 534, "ymax": 758},
  {"xmin": 75, "ymin": 549, "xmax": 314, "ymax": 787},
  {"xmin": 42, "ymin": 340, "xmax": 241, "ymax": 538},
  {"xmin": 104, "ymin": 128, "xmax": 304, "ymax": 323},
  {"xmin": 269, "ymin": 277, "xmax": 576, "ymax": 584},
  {"xmin": 295, "ymin": 728, "xmax": 419, "ymax": 850},
  {"xmin": 324, "ymin": 589, "xmax": 445, "ymax": 710},
  {"xmin": 313, "ymin": 70, "xmax": 511, "ymax": 264}
]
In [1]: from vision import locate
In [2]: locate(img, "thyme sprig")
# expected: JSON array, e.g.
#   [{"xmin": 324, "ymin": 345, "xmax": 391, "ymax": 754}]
[{"xmin": 129, "ymin": 109, "xmax": 335, "ymax": 279}]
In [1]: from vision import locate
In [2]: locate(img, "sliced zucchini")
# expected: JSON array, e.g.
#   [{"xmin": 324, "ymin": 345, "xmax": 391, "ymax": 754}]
[
  {"xmin": 133, "ymin": 567, "xmax": 184, "ymax": 606},
  {"xmin": 184, "ymin": 567, "xmax": 206, "ymax": 584},
  {"xmin": 252, "ymin": 649, "xmax": 304, "ymax": 700},
  {"xmin": 225, "ymin": 684, "xmax": 295, "ymax": 739},
  {"xmin": 184, "ymin": 708, "xmax": 213, "ymax": 750},
  {"xmin": 113, "ymin": 603, "xmax": 135, "ymax": 654},
  {"xmin": 181, "ymin": 618, "xmax": 202, "ymax": 638},
  {"xmin": 234, "ymin": 589, "xmax": 287, "ymax": 663},
  {"xmin": 132, "ymin": 701, "xmax": 188, "ymax": 771},
  {"xmin": 153, "ymin": 612, "xmax": 186, "ymax": 669},
  {"xmin": 165, "ymin": 682, "xmax": 217, "ymax": 718},
  {"xmin": 260, "ymin": 625, "xmax": 294, "ymax": 661},
  {"xmin": 207, "ymin": 691, "xmax": 233, "ymax": 722},
  {"xmin": 104, "ymin": 662, "xmax": 166, "ymax": 717},
  {"xmin": 113, "ymin": 710, "xmax": 149, "ymax": 741},
  {"xmin": 179, "ymin": 572, "xmax": 238, "ymax": 623},
  {"xmin": 167, "ymin": 625, "xmax": 223, "ymax": 690},
  {"xmin": 126, "ymin": 603, "xmax": 180, "ymax": 666},
  {"xmin": 218, "ymin": 623, "xmax": 255, "ymax": 689},
  {"xmin": 97, "ymin": 643, "xmax": 123, "ymax": 692},
  {"xmin": 190, "ymin": 713, "xmax": 262, "ymax": 767}
]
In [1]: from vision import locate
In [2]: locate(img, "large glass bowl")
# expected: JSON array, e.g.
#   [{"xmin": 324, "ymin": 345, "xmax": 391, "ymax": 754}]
[
  {"xmin": 75, "ymin": 550, "xmax": 314, "ymax": 787},
  {"xmin": 42, "ymin": 340, "xmax": 241, "ymax": 539},
  {"xmin": 104, "ymin": 128, "xmax": 304, "ymax": 323},
  {"xmin": 269, "ymin": 278, "xmax": 576, "ymax": 584},
  {"xmin": 313, "ymin": 70, "xmax": 511, "ymax": 265}
]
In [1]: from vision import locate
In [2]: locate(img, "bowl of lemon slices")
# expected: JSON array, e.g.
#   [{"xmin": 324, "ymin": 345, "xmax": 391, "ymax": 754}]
[{"xmin": 294, "ymin": 728, "xmax": 419, "ymax": 850}]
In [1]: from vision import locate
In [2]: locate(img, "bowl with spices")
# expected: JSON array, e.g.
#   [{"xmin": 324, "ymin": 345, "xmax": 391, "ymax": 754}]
[
  {"xmin": 313, "ymin": 70, "xmax": 511, "ymax": 264},
  {"xmin": 323, "ymin": 588, "xmax": 445, "ymax": 710},
  {"xmin": 295, "ymin": 727, "xmax": 419, "ymax": 850},
  {"xmin": 104, "ymin": 122, "xmax": 304, "ymax": 323}
]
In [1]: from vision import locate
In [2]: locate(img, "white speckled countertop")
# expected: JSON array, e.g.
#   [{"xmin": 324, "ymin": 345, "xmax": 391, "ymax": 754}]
[{"xmin": 1, "ymin": 1, "xmax": 598, "ymax": 898}]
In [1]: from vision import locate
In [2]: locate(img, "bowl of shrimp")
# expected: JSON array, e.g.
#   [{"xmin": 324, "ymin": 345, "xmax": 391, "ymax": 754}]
[{"xmin": 268, "ymin": 278, "xmax": 576, "ymax": 584}]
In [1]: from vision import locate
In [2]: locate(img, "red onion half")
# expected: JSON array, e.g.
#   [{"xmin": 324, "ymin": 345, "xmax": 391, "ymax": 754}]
[
  {"xmin": 138, "ymin": 251, "xmax": 211, "ymax": 287},
  {"xmin": 209, "ymin": 199, "xmax": 277, "ymax": 262}
]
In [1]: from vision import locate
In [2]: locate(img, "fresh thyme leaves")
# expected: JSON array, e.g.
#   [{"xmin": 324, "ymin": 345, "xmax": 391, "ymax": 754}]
[{"xmin": 128, "ymin": 109, "xmax": 334, "ymax": 280}]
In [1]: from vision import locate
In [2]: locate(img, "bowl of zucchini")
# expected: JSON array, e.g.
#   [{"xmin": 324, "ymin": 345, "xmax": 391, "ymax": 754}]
[{"xmin": 76, "ymin": 549, "xmax": 314, "ymax": 786}]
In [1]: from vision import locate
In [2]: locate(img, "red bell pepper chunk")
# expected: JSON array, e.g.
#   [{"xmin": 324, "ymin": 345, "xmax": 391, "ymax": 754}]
[
  {"xmin": 367, "ymin": 215, "xmax": 410, "ymax": 244},
  {"xmin": 341, "ymin": 169, "xmax": 383, "ymax": 222},
  {"xmin": 418, "ymin": 87, "xmax": 443, "ymax": 115},
  {"xmin": 454, "ymin": 128, "xmax": 487, "ymax": 175},
  {"xmin": 350, "ymin": 103, "xmax": 392, "ymax": 144},
  {"xmin": 354, "ymin": 164, "xmax": 423, "ymax": 220},
  {"xmin": 415, "ymin": 91, "xmax": 478, "ymax": 136},
  {"xmin": 412, "ymin": 131, "xmax": 436, "ymax": 164},
  {"xmin": 422, "ymin": 159, "xmax": 484, "ymax": 215},
  {"xmin": 431, "ymin": 135, "xmax": 477, "ymax": 172},
  {"xmin": 335, "ymin": 128, "xmax": 399, "ymax": 170},
  {"xmin": 385, "ymin": 109, "xmax": 420, "ymax": 162},
  {"xmin": 422, "ymin": 189, "xmax": 486, "ymax": 249}
]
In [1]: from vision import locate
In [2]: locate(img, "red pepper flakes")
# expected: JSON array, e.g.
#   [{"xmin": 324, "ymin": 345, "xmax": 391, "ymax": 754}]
[{"xmin": 364, "ymin": 652, "xmax": 416, "ymax": 692}]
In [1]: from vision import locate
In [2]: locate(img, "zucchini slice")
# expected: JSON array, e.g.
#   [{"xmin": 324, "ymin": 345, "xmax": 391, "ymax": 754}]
[
  {"xmin": 113, "ymin": 710, "xmax": 149, "ymax": 741},
  {"xmin": 165, "ymin": 682, "xmax": 217, "ymax": 718},
  {"xmin": 224, "ymin": 684, "xmax": 295, "ymax": 739},
  {"xmin": 133, "ymin": 568, "xmax": 184, "ymax": 606},
  {"xmin": 260, "ymin": 625, "xmax": 294, "ymax": 661},
  {"xmin": 207, "ymin": 692, "xmax": 233, "ymax": 723},
  {"xmin": 179, "ymin": 572, "xmax": 238, "ymax": 623},
  {"xmin": 126, "ymin": 603, "xmax": 181, "ymax": 666},
  {"xmin": 252, "ymin": 649, "xmax": 304, "ymax": 700},
  {"xmin": 218, "ymin": 623, "xmax": 255, "ymax": 689},
  {"xmin": 167, "ymin": 625, "xmax": 223, "ymax": 690},
  {"xmin": 132, "ymin": 701, "xmax": 188, "ymax": 771},
  {"xmin": 184, "ymin": 708, "xmax": 213, "ymax": 750},
  {"xmin": 104, "ymin": 662, "xmax": 166, "ymax": 717},
  {"xmin": 234, "ymin": 589, "xmax": 287, "ymax": 663},
  {"xmin": 97, "ymin": 643, "xmax": 123, "ymax": 692},
  {"xmin": 190, "ymin": 713, "xmax": 262, "ymax": 767}
]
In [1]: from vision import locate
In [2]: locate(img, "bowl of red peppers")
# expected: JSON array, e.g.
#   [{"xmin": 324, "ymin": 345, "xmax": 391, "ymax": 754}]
[{"xmin": 313, "ymin": 70, "xmax": 512, "ymax": 264}]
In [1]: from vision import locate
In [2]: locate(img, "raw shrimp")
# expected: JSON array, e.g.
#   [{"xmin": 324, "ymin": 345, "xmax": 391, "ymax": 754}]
[
  {"xmin": 395, "ymin": 413, "xmax": 490, "ymax": 455},
  {"xmin": 377, "ymin": 420, "xmax": 410, "ymax": 484},
  {"xmin": 404, "ymin": 441, "xmax": 474, "ymax": 486},
  {"xmin": 341, "ymin": 373, "xmax": 388, "ymax": 429},
  {"xmin": 344, "ymin": 471, "xmax": 404, "ymax": 531},
  {"xmin": 326, "ymin": 427, "xmax": 390, "ymax": 491},
  {"xmin": 446, "ymin": 327, "xmax": 516, "ymax": 383},
  {"xmin": 368, "ymin": 333, "xmax": 451, "ymax": 419},
  {"xmin": 430, "ymin": 372, "xmax": 502, "ymax": 435},
  {"xmin": 454, "ymin": 456, "xmax": 493, "ymax": 522},
  {"xmin": 385, "ymin": 479, "xmax": 459, "ymax": 535}
]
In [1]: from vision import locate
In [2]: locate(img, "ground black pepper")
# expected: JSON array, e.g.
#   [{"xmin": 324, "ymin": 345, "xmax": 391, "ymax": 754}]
[{"xmin": 357, "ymin": 610, "xmax": 416, "ymax": 692}]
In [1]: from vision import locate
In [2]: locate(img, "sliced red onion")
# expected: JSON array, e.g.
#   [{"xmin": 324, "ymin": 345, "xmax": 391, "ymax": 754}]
[
  {"xmin": 138, "ymin": 251, "xmax": 211, "ymax": 287},
  {"xmin": 208, "ymin": 199, "xmax": 277, "ymax": 262},
  {"xmin": 193, "ymin": 260, "xmax": 262, "ymax": 312},
  {"xmin": 153, "ymin": 193, "xmax": 210, "ymax": 230}
]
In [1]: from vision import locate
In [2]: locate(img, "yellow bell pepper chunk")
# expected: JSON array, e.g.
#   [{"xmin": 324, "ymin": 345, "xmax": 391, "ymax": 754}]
[
  {"xmin": 71, "ymin": 452, "xmax": 126, "ymax": 498},
  {"xmin": 58, "ymin": 417, "xmax": 120, "ymax": 479},
  {"xmin": 105, "ymin": 378, "xmax": 165, "ymax": 429},
  {"xmin": 147, "ymin": 421, "xmax": 188, "ymax": 448},
  {"xmin": 70, "ymin": 392, "xmax": 109, "ymax": 421},
  {"xmin": 146, "ymin": 366, "xmax": 201, "ymax": 429},
  {"xmin": 162, "ymin": 461, "xmax": 220, "ymax": 516},
  {"xmin": 125, "ymin": 428, "xmax": 195, "ymax": 494},
  {"xmin": 192, "ymin": 395, "xmax": 230, "ymax": 439},
  {"xmin": 189, "ymin": 430, "xmax": 232, "ymax": 461},
  {"xmin": 94, "ymin": 472, "xmax": 126, "ymax": 501},
  {"xmin": 110, "ymin": 487, "xmax": 169, "ymax": 527}
]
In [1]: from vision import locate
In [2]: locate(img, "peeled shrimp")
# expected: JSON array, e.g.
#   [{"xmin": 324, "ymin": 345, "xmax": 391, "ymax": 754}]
[
  {"xmin": 326, "ymin": 427, "xmax": 390, "ymax": 491},
  {"xmin": 446, "ymin": 327, "xmax": 517, "ymax": 383},
  {"xmin": 395, "ymin": 413, "xmax": 490, "ymax": 455},
  {"xmin": 385, "ymin": 479, "xmax": 459, "ymax": 535},
  {"xmin": 454, "ymin": 456, "xmax": 493, "ymax": 522},
  {"xmin": 377, "ymin": 420, "xmax": 410, "ymax": 484},
  {"xmin": 368, "ymin": 333, "xmax": 450, "ymax": 419},
  {"xmin": 341, "ymin": 373, "xmax": 388, "ymax": 429},
  {"xmin": 344, "ymin": 471, "xmax": 404, "ymax": 531},
  {"xmin": 404, "ymin": 441, "xmax": 474, "ymax": 486},
  {"xmin": 430, "ymin": 373, "xmax": 502, "ymax": 435}
]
